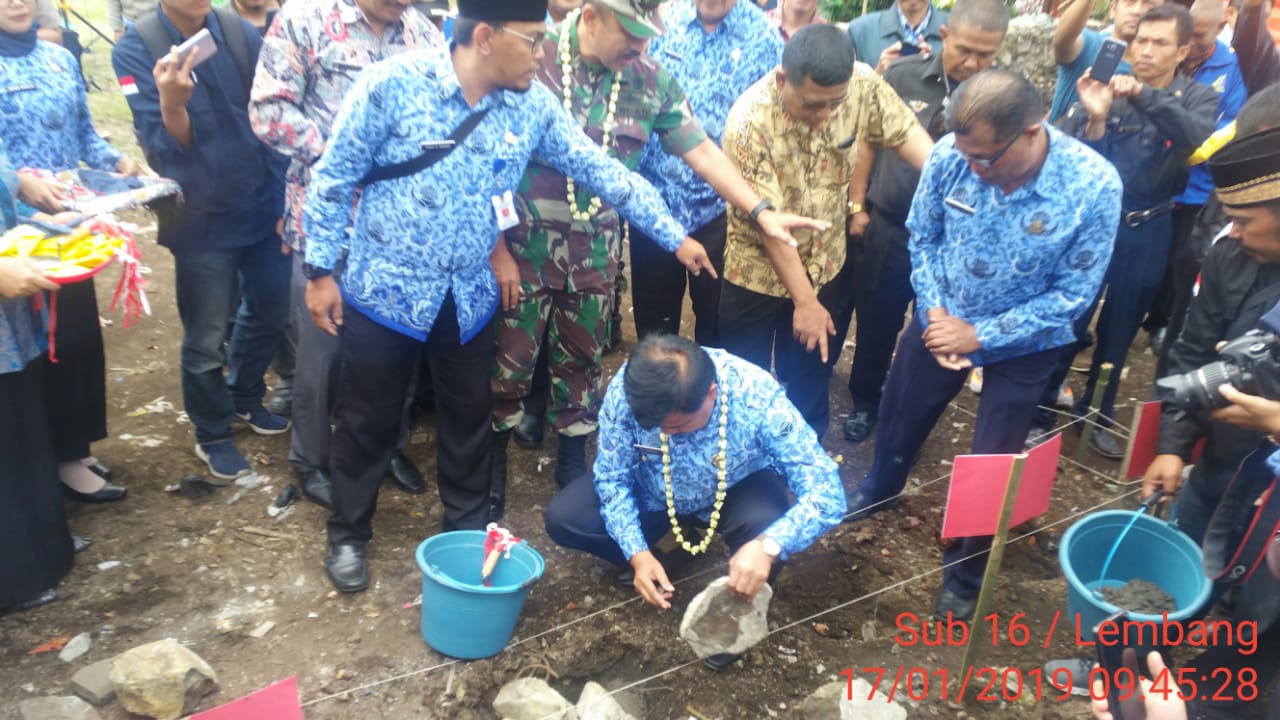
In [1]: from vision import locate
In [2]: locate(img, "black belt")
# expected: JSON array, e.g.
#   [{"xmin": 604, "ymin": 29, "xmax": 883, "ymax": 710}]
[{"xmin": 1122, "ymin": 200, "xmax": 1176, "ymax": 228}]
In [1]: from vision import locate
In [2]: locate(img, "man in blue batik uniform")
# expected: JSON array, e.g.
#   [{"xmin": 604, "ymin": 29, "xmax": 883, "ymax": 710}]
[
  {"xmin": 850, "ymin": 69, "xmax": 1122, "ymax": 622},
  {"xmin": 303, "ymin": 0, "xmax": 717, "ymax": 593},
  {"xmin": 631, "ymin": 0, "xmax": 783, "ymax": 346},
  {"xmin": 544, "ymin": 334, "xmax": 845, "ymax": 670}
]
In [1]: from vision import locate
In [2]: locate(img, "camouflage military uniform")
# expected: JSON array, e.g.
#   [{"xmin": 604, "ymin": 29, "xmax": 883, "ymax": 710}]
[{"xmin": 492, "ymin": 19, "xmax": 706, "ymax": 436}]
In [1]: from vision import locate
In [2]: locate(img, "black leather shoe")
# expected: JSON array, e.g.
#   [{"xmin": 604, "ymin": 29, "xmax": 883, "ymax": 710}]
[
  {"xmin": 704, "ymin": 653, "xmax": 741, "ymax": 671},
  {"xmin": 615, "ymin": 567, "xmax": 635, "ymax": 590},
  {"xmin": 554, "ymin": 434, "xmax": 589, "ymax": 489},
  {"xmin": 324, "ymin": 544, "xmax": 369, "ymax": 593},
  {"xmin": 843, "ymin": 490, "xmax": 899, "ymax": 522},
  {"xmin": 298, "ymin": 469, "xmax": 334, "ymax": 511},
  {"xmin": 1089, "ymin": 427, "xmax": 1126, "ymax": 460},
  {"xmin": 86, "ymin": 461, "xmax": 113, "ymax": 482},
  {"xmin": 842, "ymin": 410, "xmax": 876, "ymax": 443},
  {"xmin": 933, "ymin": 588, "xmax": 977, "ymax": 622},
  {"xmin": 512, "ymin": 413, "xmax": 544, "ymax": 450},
  {"xmin": 63, "ymin": 481, "xmax": 128, "ymax": 503},
  {"xmin": 489, "ymin": 430, "xmax": 510, "ymax": 524},
  {"xmin": 387, "ymin": 452, "xmax": 425, "ymax": 494}
]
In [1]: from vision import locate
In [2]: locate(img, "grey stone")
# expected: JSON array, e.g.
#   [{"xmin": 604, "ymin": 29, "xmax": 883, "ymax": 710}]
[
  {"xmin": 678, "ymin": 577, "xmax": 772, "ymax": 659},
  {"xmin": 70, "ymin": 658, "xmax": 117, "ymax": 706},
  {"xmin": 17, "ymin": 696, "xmax": 102, "ymax": 720},
  {"xmin": 58, "ymin": 633, "xmax": 92, "ymax": 663},
  {"xmin": 797, "ymin": 679, "xmax": 907, "ymax": 720},
  {"xmin": 575, "ymin": 682, "xmax": 636, "ymax": 720},
  {"xmin": 110, "ymin": 638, "xmax": 219, "ymax": 720},
  {"xmin": 997, "ymin": 15, "xmax": 1058, "ymax": 108},
  {"xmin": 492, "ymin": 678, "xmax": 575, "ymax": 720}
]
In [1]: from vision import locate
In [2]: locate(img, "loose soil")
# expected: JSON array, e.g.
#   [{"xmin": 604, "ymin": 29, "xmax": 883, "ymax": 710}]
[
  {"xmin": 3, "ymin": 213, "xmax": 1246, "ymax": 720},
  {"xmin": 1098, "ymin": 579, "xmax": 1177, "ymax": 617}
]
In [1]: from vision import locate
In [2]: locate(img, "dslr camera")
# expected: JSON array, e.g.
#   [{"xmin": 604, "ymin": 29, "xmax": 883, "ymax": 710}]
[{"xmin": 1155, "ymin": 329, "xmax": 1280, "ymax": 413}]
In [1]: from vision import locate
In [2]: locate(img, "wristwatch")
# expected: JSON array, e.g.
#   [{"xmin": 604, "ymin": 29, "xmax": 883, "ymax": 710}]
[
  {"xmin": 758, "ymin": 535, "xmax": 782, "ymax": 558},
  {"xmin": 848, "ymin": 201, "xmax": 865, "ymax": 214},
  {"xmin": 749, "ymin": 199, "xmax": 775, "ymax": 222}
]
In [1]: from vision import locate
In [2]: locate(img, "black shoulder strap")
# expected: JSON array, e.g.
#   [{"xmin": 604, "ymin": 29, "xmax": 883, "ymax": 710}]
[
  {"xmin": 360, "ymin": 106, "xmax": 493, "ymax": 186},
  {"xmin": 210, "ymin": 7, "xmax": 253, "ymax": 92},
  {"xmin": 133, "ymin": 8, "xmax": 252, "ymax": 92},
  {"xmin": 133, "ymin": 11, "xmax": 171, "ymax": 65}
]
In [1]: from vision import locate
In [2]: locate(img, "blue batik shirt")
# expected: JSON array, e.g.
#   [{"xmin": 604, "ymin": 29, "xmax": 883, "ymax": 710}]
[
  {"xmin": 907, "ymin": 125, "xmax": 1122, "ymax": 366},
  {"xmin": 593, "ymin": 348, "xmax": 846, "ymax": 561},
  {"xmin": 897, "ymin": 4, "xmax": 933, "ymax": 46},
  {"xmin": 304, "ymin": 46, "xmax": 688, "ymax": 343},
  {"xmin": 639, "ymin": 0, "xmax": 782, "ymax": 233},
  {"xmin": 0, "ymin": 41, "xmax": 122, "ymax": 172},
  {"xmin": 0, "ymin": 138, "xmax": 48, "ymax": 375}
]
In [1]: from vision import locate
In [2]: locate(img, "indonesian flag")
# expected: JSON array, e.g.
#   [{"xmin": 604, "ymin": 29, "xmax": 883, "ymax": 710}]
[{"xmin": 118, "ymin": 75, "xmax": 139, "ymax": 97}]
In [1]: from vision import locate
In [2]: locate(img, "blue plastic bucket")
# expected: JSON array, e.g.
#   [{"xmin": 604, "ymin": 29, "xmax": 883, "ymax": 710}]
[
  {"xmin": 1059, "ymin": 510, "xmax": 1211, "ymax": 640},
  {"xmin": 415, "ymin": 530, "xmax": 545, "ymax": 659}
]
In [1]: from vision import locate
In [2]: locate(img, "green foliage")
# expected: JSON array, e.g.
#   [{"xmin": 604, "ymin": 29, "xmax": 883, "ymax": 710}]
[{"xmin": 820, "ymin": 0, "xmax": 898, "ymax": 23}]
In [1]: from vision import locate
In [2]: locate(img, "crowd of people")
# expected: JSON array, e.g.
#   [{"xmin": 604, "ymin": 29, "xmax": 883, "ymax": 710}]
[{"xmin": 2, "ymin": 0, "xmax": 1280, "ymax": 713}]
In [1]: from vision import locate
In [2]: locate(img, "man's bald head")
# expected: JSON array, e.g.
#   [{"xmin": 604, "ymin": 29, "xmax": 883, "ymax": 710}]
[{"xmin": 1186, "ymin": 0, "xmax": 1227, "ymax": 65}]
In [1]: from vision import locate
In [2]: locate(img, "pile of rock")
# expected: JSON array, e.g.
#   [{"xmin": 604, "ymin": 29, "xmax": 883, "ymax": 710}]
[{"xmin": 20, "ymin": 637, "xmax": 219, "ymax": 720}]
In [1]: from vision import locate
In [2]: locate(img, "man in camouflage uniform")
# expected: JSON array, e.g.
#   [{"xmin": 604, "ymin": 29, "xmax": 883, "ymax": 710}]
[{"xmin": 490, "ymin": 0, "xmax": 825, "ymax": 511}]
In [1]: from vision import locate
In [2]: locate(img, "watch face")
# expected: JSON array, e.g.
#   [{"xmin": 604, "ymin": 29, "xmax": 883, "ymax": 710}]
[{"xmin": 762, "ymin": 537, "xmax": 781, "ymax": 557}]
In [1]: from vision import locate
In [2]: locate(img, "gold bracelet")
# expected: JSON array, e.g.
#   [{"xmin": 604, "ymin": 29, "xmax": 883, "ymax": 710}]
[{"xmin": 848, "ymin": 201, "xmax": 865, "ymax": 214}]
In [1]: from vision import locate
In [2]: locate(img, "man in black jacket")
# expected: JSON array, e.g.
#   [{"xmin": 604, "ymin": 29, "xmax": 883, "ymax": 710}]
[
  {"xmin": 1035, "ymin": 3, "xmax": 1217, "ymax": 459},
  {"xmin": 1143, "ymin": 85, "xmax": 1280, "ymax": 546}
]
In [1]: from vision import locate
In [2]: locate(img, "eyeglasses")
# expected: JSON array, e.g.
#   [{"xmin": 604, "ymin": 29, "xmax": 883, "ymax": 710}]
[
  {"xmin": 799, "ymin": 94, "xmax": 847, "ymax": 111},
  {"xmin": 960, "ymin": 129, "xmax": 1024, "ymax": 169},
  {"xmin": 497, "ymin": 26, "xmax": 547, "ymax": 52}
]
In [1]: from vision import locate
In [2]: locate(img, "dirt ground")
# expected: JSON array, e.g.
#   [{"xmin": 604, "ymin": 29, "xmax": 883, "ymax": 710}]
[
  {"xmin": 2, "ymin": 27, "xmax": 1262, "ymax": 720},
  {"xmin": 0, "ymin": 204, "xmax": 1216, "ymax": 720}
]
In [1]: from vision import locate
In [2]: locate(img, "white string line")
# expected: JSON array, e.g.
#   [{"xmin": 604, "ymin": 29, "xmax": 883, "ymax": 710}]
[
  {"xmin": 529, "ymin": 485, "xmax": 1146, "ymax": 720},
  {"xmin": 303, "ymin": 480, "xmax": 1143, "ymax": 710}
]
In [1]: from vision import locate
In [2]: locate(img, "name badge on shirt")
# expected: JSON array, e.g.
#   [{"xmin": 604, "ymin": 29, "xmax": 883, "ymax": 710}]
[
  {"xmin": 492, "ymin": 190, "xmax": 518, "ymax": 231},
  {"xmin": 5, "ymin": 83, "xmax": 36, "ymax": 94}
]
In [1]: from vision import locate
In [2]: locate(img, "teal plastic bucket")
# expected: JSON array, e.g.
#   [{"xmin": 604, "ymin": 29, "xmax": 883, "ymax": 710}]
[
  {"xmin": 1059, "ymin": 510, "xmax": 1211, "ymax": 641},
  {"xmin": 415, "ymin": 530, "xmax": 545, "ymax": 659}
]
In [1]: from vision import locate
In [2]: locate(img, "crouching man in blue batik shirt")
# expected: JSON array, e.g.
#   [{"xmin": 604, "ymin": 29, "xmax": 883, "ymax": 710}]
[
  {"xmin": 303, "ymin": 0, "xmax": 719, "ymax": 594},
  {"xmin": 544, "ymin": 333, "xmax": 846, "ymax": 670},
  {"xmin": 849, "ymin": 69, "xmax": 1122, "ymax": 623}
]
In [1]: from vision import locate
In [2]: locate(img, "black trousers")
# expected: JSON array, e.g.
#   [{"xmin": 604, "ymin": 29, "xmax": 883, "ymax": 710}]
[
  {"xmin": 1144, "ymin": 203, "xmax": 1200, "ymax": 334},
  {"xmin": 0, "ymin": 358, "xmax": 73, "ymax": 608},
  {"xmin": 544, "ymin": 468, "xmax": 792, "ymax": 567},
  {"xmin": 326, "ymin": 294, "xmax": 493, "ymax": 546},
  {"xmin": 629, "ymin": 213, "xmax": 726, "ymax": 347},
  {"xmin": 718, "ymin": 261, "xmax": 854, "ymax": 438},
  {"xmin": 862, "ymin": 316, "xmax": 1059, "ymax": 598},
  {"xmin": 845, "ymin": 209, "xmax": 915, "ymax": 416},
  {"xmin": 44, "ymin": 279, "xmax": 107, "ymax": 462},
  {"xmin": 1036, "ymin": 213, "xmax": 1173, "ymax": 425}
]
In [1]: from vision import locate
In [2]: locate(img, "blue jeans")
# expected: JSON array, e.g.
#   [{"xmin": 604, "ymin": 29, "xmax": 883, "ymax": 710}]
[{"xmin": 173, "ymin": 238, "xmax": 290, "ymax": 444}]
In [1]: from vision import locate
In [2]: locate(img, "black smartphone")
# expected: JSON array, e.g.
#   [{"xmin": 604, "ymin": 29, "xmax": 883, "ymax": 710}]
[
  {"xmin": 1093, "ymin": 611, "xmax": 1155, "ymax": 720},
  {"xmin": 1090, "ymin": 37, "xmax": 1128, "ymax": 84},
  {"xmin": 899, "ymin": 42, "xmax": 922, "ymax": 56}
]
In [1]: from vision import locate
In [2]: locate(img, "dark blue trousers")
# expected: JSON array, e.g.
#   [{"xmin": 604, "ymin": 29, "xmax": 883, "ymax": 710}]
[
  {"xmin": 862, "ymin": 316, "xmax": 1059, "ymax": 597},
  {"xmin": 1037, "ymin": 214, "xmax": 1172, "ymax": 425},
  {"xmin": 845, "ymin": 209, "xmax": 915, "ymax": 416},
  {"xmin": 544, "ymin": 469, "xmax": 792, "ymax": 568}
]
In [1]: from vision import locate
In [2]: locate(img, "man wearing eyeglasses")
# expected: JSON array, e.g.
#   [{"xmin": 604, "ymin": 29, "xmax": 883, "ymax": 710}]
[
  {"xmin": 489, "ymin": 0, "xmax": 826, "ymax": 509},
  {"xmin": 839, "ymin": 0, "xmax": 1009, "ymax": 446},
  {"xmin": 717, "ymin": 25, "xmax": 932, "ymax": 437},
  {"xmin": 1029, "ymin": 4, "xmax": 1217, "ymax": 460},
  {"xmin": 850, "ymin": 69, "xmax": 1121, "ymax": 622},
  {"xmin": 302, "ymin": 0, "xmax": 722, "ymax": 593}
]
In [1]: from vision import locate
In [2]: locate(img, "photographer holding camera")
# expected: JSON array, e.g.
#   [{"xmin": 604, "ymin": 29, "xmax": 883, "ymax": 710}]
[
  {"xmin": 1139, "ymin": 106, "xmax": 1280, "ymax": 720},
  {"xmin": 1143, "ymin": 86, "xmax": 1280, "ymax": 551}
]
